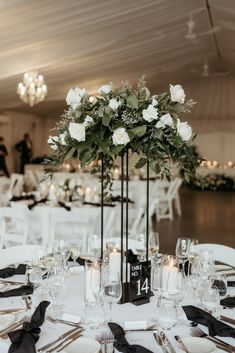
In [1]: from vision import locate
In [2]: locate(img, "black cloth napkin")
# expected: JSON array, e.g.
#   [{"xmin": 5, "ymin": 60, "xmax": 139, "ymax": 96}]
[
  {"xmin": 68, "ymin": 256, "xmax": 85, "ymax": 266},
  {"xmin": 28, "ymin": 198, "xmax": 48, "ymax": 210},
  {"xmin": 83, "ymin": 201, "xmax": 115, "ymax": 207},
  {"xmin": 126, "ymin": 249, "xmax": 139, "ymax": 264},
  {"xmin": 0, "ymin": 285, "xmax": 33, "ymax": 298},
  {"xmin": 220, "ymin": 297, "xmax": 235, "ymax": 308},
  {"xmin": 228, "ymin": 281, "xmax": 235, "ymax": 287},
  {"xmin": 58, "ymin": 201, "xmax": 71, "ymax": 211},
  {"xmin": 111, "ymin": 196, "xmax": 134, "ymax": 204},
  {"xmin": 10, "ymin": 195, "xmax": 35, "ymax": 202},
  {"xmin": 183, "ymin": 305, "xmax": 235, "ymax": 338},
  {"xmin": 8, "ymin": 300, "xmax": 50, "ymax": 353},
  {"xmin": 108, "ymin": 323, "xmax": 153, "ymax": 353},
  {"xmin": 0, "ymin": 264, "xmax": 26, "ymax": 279}
]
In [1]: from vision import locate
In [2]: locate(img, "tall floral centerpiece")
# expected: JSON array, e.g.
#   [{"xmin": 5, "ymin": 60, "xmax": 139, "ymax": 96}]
[{"xmin": 45, "ymin": 77, "xmax": 199, "ymax": 304}]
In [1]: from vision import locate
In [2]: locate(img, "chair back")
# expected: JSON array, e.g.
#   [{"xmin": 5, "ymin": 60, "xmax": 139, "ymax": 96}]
[
  {"xmin": 194, "ymin": 243, "xmax": 235, "ymax": 267},
  {"xmin": 8, "ymin": 174, "xmax": 24, "ymax": 197},
  {"xmin": 0, "ymin": 245, "xmax": 48, "ymax": 267},
  {"xmin": 0, "ymin": 207, "xmax": 29, "ymax": 247}
]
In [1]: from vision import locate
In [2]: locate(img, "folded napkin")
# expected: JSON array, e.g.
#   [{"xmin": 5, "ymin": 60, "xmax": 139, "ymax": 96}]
[
  {"xmin": 0, "ymin": 285, "xmax": 33, "ymax": 298},
  {"xmin": 183, "ymin": 305, "xmax": 235, "ymax": 338},
  {"xmin": 111, "ymin": 196, "xmax": 134, "ymax": 204},
  {"xmin": 83, "ymin": 201, "xmax": 115, "ymax": 207},
  {"xmin": 220, "ymin": 297, "xmax": 235, "ymax": 308},
  {"xmin": 108, "ymin": 322, "xmax": 153, "ymax": 353},
  {"xmin": 28, "ymin": 198, "xmax": 48, "ymax": 210},
  {"xmin": 0, "ymin": 264, "xmax": 26, "ymax": 278},
  {"xmin": 124, "ymin": 321, "xmax": 147, "ymax": 330},
  {"xmin": 8, "ymin": 300, "xmax": 50, "ymax": 353},
  {"xmin": 126, "ymin": 249, "xmax": 139, "ymax": 264},
  {"xmin": 227, "ymin": 281, "xmax": 235, "ymax": 287},
  {"xmin": 68, "ymin": 256, "xmax": 85, "ymax": 266},
  {"xmin": 10, "ymin": 195, "xmax": 35, "ymax": 202},
  {"xmin": 58, "ymin": 201, "xmax": 71, "ymax": 211}
]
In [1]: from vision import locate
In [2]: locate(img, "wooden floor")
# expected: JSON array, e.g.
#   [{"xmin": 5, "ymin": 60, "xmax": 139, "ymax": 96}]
[{"xmin": 155, "ymin": 187, "xmax": 235, "ymax": 255}]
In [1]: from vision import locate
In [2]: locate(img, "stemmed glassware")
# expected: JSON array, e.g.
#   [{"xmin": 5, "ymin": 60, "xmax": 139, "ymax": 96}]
[
  {"xmin": 175, "ymin": 238, "xmax": 191, "ymax": 277},
  {"xmin": 149, "ymin": 232, "xmax": 160, "ymax": 260},
  {"xmin": 69, "ymin": 238, "xmax": 81, "ymax": 267},
  {"xmin": 102, "ymin": 266, "xmax": 122, "ymax": 321},
  {"xmin": 54, "ymin": 239, "xmax": 71, "ymax": 271},
  {"xmin": 135, "ymin": 234, "xmax": 146, "ymax": 261},
  {"xmin": 187, "ymin": 239, "xmax": 199, "ymax": 275}
]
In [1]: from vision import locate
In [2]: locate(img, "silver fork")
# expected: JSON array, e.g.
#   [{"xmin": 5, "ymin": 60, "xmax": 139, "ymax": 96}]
[
  {"xmin": 191, "ymin": 326, "xmax": 235, "ymax": 352},
  {"xmin": 47, "ymin": 316, "xmax": 81, "ymax": 327}
]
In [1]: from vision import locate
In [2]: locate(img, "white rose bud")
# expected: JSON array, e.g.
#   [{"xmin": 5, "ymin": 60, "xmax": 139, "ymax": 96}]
[
  {"xmin": 108, "ymin": 98, "xmax": 120, "ymax": 110},
  {"xmin": 68, "ymin": 122, "xmax": 86, "ymax": 142},
  {"xmin": 156, "ymin": 113, "xmax": 173, "ymax": 128},
  {"xmin": 112, "ymin": 127, "xmax": 130, "ymax": 146},
  {"xmin": 60, "ymin": 132, "xmax": 67, "ymax": 145},
  {"xmin": 170, "ymin": 84, "xmax": 186, "ymax": 104},
  {"xmin": 66, "ymin": 87, "xmax": 87, "ymax": 110},
  {"xmin": 142, "ymin": 104, "xmax": 158, "ymax": 122},
  {"xmin": 177, "ymin": 119, "xmax": 192, "ymax": 141},
  {"xmin": 83, "ymin": 115, "xmax": 94, "ymax": 127},
  {"xmin": 48, "ymin": 135, "xmax": 59, "ymax": 150},
  {"xmin": 98, "ymin": 83, "xmax": 112, "ymax": 94},
  {"xmin": 152, "ymin": 95, "xmax": 158, "ymax": 107}
]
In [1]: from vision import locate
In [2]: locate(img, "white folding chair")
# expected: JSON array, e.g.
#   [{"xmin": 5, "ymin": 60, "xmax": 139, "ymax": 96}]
[
  {"xmin": 155, "ymin": 177, "xmax": 182, "ymax": 221},
  {"xmin": 7, "ymin": 173, "xmax": 24, "ymax": 197},
  {"xmin": 49, "ymin": 208, "xmax": 90, "ymax": 253},
  {"xmin": 0, "ymin": 207, "xmax": 29, "ymax": 248},
  {"xmin": 0, "ymin": 245, "xmax": 48, "ymax": 267},
  {"xmin": 194, "ymin": 243, "xmax": 235, "ymax": 267}
]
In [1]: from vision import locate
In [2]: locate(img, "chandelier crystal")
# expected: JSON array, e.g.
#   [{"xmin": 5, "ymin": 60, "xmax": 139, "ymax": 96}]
[{"xmin": 17, "ymin": 71, "xmax": 48, "ymax": 106}]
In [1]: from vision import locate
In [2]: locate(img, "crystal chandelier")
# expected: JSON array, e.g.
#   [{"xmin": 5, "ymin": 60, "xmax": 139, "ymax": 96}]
[{"xmin": 17, "ymin": 71, "xmax": 48, "ymax": 107}]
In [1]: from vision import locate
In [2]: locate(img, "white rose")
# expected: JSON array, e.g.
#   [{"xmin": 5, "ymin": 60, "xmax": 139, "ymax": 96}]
[
  {"xmin": 142, "ymin": 104, "xmax": 158, "ymax": 122},
  {"xmin": 60, "ymin": 132, "xmax": 67, "ymax": 145},
  {"xmin": 112, "ymin": 128, "xmax": 130, "ymax": 146},
  {"xmin": 170, "ymin": 84, "xmax": 185, "ymax": 104},
  {"xmin": 98, "ymin": 83, "xmax": 112, "ymax": 94},
  {"xmin": 68, "ymin": 122, "xmax": 86, "ymax": 142},
  {"xmin": 83, "ymin": 115, "xmax": 94, "ymax": 127},
  {"xmin": 156, "ymin": 113, "xmax": 173, "ymax": 128},
  {"xmin": 152, "ymin": 95, "xmax": 158, "ymax": 106},
  {"xmin": 66, "ymin": 86, "xmax": 87, "ymax": 109},
  {"xmin": 48, "ymin": 135, "xmax": 59, "ymax": 150},
  {"xmin": 177, "ymin": 119, "xmax": 192, "ymax": 141},
  {"xmin": 108, "ymin": 98, "xmax": 120, "ymax": 110}
]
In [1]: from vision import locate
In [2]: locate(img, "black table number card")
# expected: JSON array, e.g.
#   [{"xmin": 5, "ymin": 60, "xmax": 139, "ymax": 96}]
[{"xmin": 129, "ymin": 260, "xmax": 152, "ymax": 305}]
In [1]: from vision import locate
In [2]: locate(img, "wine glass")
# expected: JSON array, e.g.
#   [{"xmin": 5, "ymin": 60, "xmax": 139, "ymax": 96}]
[
  {"xmin": 89, "ymin": 234, "xmax": 101, "ymax": 259},
  {"xmin": 69, "ymin": 238, "xmax": 81, "ymax": 267},
  {"xmin": 188, "ymin": 239, "xmax": 199, "ymax": 275},
  {"xmin": 149, "ymin": 232, "xmax": 160, "ymax": 260},
  {"xmin": 175, "ymin": 238, "xmax": 191, "ymax": 277},
  {"xmin": 135, "ymin": 234, "xmax": 146, "ymax": 261},
  {"xmin": 103, "ymin": 268, "xmax": 122, "ymax": 321}
]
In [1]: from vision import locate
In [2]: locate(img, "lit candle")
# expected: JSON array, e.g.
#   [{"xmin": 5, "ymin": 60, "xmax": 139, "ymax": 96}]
[
  {"xmin": 85, "ymin": 268, "xmax": 100, "ymax": 302},
  {"xmin": 109, "ymin": 248, "xmax": 121, "ymax": 281},
  {"xmin": 85, "ymin": 187, "xmax": 91, "ymax": 202},
  {"xmin": 161, "ymin": 257, "xmax": 179, "ymax": 295}
]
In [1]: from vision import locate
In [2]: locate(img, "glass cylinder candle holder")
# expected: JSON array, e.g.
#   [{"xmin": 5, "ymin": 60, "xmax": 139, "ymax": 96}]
[
  {"xmin": 160, "ymin": 255, "xmax": 180, "ymax": 296},
  {"xmin": 84, "ymin": 259, "xmax": 103, "ymax": 304}
]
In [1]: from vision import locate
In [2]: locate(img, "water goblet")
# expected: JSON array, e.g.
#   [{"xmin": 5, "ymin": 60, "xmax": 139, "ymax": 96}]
[
  {"xmin": 201, "ymin": 287, "xmax": 220, "ymax": 316},
  {"xmin": 156, "ymin": 297, "xmax": 177, "ymax": 330},
  {"xmin": 149, "ymin": 232, "xmax": 160, "ymax": 260},
  {"xmin": 103, "ymin": 267, "xmax": 122, "ymax": 321},
  {"xmin": 135, "ymin": 234, "xmax": 146, "ymax": 261},
  {"xmin": 69, "ymin": 238, "xmax": 81, "ymax": 267},
  {"xmin": 175, "ymin": 237, "xmax": 191, "ymax": 277}
]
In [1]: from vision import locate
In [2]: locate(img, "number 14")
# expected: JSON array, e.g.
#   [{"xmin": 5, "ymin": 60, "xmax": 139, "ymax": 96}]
[{"xmin": 137, "ymin": 278, "xmax": 149, "ymax": 295}]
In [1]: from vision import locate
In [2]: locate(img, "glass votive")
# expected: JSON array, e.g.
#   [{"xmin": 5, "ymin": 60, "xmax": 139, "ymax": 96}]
[
  {"xmin": 212, "ymin": 274, "xmax": 227, "ymax": 298},
  {"xmin": 156, "ymin": 297, "xmax": 177, "ymax": 330},
  {"xmin": 201, "ymin": 287, "xmax": 220, "ymax": 315},
  {"xmin": 160, "ymin": 255, "xmax": 179, "ymax": 296}
]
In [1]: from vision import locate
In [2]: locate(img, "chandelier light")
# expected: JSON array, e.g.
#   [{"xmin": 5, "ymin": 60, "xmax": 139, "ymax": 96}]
[{"xmin": 17, "ymin": 71, "xmax": 48, "ymax": 107}]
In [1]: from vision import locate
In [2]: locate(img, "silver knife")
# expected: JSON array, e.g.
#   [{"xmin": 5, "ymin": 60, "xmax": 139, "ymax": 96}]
[{"xmin": 160, "ymin": 331, "xmax": 177, "ymax": 353}]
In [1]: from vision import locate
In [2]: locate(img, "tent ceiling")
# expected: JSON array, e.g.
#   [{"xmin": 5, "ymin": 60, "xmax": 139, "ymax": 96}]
[{"xmin": 0, "ymin": 0, "xmax": 234, "ymax": 119}]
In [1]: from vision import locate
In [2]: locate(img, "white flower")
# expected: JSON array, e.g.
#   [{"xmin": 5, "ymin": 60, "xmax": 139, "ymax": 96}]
[
  {"xmin": 60, "ymin": 132, "xmax": 67, "ymax": 145},
  {"xmin": 66, "ymin": 86, "xmax": 87, "ymax": 110},
  {"xmin": 108, "ymin": 98, "xmax": 120, "ymax": 110},
  {"xmin": 170, "ymin": 84, "xmax": 185, "ymax": 104},
  {"xmin": 177, "ymin": 119, "xmax": 192, "ymax": 141},
  {"xmin": 152, "ymin": 95, "xmax": 158, "ymax": 106},
  {"xmin": 83, "ymin": 115, "xmax": 94, "ymax": 127},
  {"xmin": 68, "ymin": 122, "xmax": 86, "ymax": 142},
  {"xmin": 156, "ymin": 113, "xmax": 173, "ymax": 128},
  {"xmin": 48, "ymin": 135, "xmax": 59, "ymax": 150},
  {"xmin": 98, "ymin": 83, "xmax": 112, "ymax": 95},
  {"xmin": 112, "ymin": 128, "xmax": 130, "ymax": 146},
  {"xmin": 142, "ymin": 104, "xmax": 158, "ymax": 122}
]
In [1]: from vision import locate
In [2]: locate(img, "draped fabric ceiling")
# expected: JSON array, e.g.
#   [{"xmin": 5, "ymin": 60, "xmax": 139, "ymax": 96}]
[{"xmin": 0, "ymin": 0, "xmax": 235, "ymax": 131}]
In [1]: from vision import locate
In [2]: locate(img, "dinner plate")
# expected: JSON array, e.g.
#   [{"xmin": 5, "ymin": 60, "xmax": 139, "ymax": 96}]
[
  {"xmin": 178, "ymin": 337, "xmax": 216, "ymax": 353},
  {"xmin": 0, "ymin": 314, "xmax": 15, "ymax": 330},
  {"xmin": 61, "ymin": 337, "xmax": 100, "ymax": 353}
]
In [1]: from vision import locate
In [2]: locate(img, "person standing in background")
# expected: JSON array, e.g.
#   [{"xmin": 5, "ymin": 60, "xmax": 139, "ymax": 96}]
[
  {"xmin": 15, "ymin": 133, "xmax": 32, "ymax": 174},
  {"xmin": 0, "ymin": 136, "xmax": 9, "ymax": 177}
]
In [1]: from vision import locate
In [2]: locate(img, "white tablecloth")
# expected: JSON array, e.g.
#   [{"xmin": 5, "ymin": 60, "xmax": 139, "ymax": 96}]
[{"xmin": 0, "ymin": 270, "xmax": 234, "ymax": 353}]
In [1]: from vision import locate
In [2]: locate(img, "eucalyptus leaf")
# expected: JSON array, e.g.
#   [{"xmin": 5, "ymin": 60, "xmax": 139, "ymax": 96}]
[
  {"xmin": 135, "ymin": 158, "xmax": 147, "ymax": 169},
  {"xmin": 129, "ymin": 125, "xmax": 146, "ymax": 137},
  {"xmin": 127, "ymin": 92, "xmax": 138, "ymax": 109},
  {"xmin": 102, "ymin": 113, "xmax": 111, "ymax": 127}
]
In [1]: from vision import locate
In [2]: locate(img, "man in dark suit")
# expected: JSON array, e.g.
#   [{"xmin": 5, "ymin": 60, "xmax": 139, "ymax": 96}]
[
  {"xmin": 15, "ymin": 133, "xmax": 32, "ymax": 174},
  {"xmin": 0, "ymin": 136, "xmax": 9, "ymax": 177}
]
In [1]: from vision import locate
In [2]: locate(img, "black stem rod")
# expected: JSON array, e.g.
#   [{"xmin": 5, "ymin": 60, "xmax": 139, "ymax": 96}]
[
  {"xmin": 101, "ymin": 153, "xmax": 104, "ymax": 259},
  {"xmin": 120, "ymin": 152, "xmax": 124, "ymax": 284},
  {"xmin": 146, "ymin": 160, "xmax": 149, "ymax": 262},
  {"xmin": 126, "ymin": 150, "xmax": 129, "ymax": 282}
]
